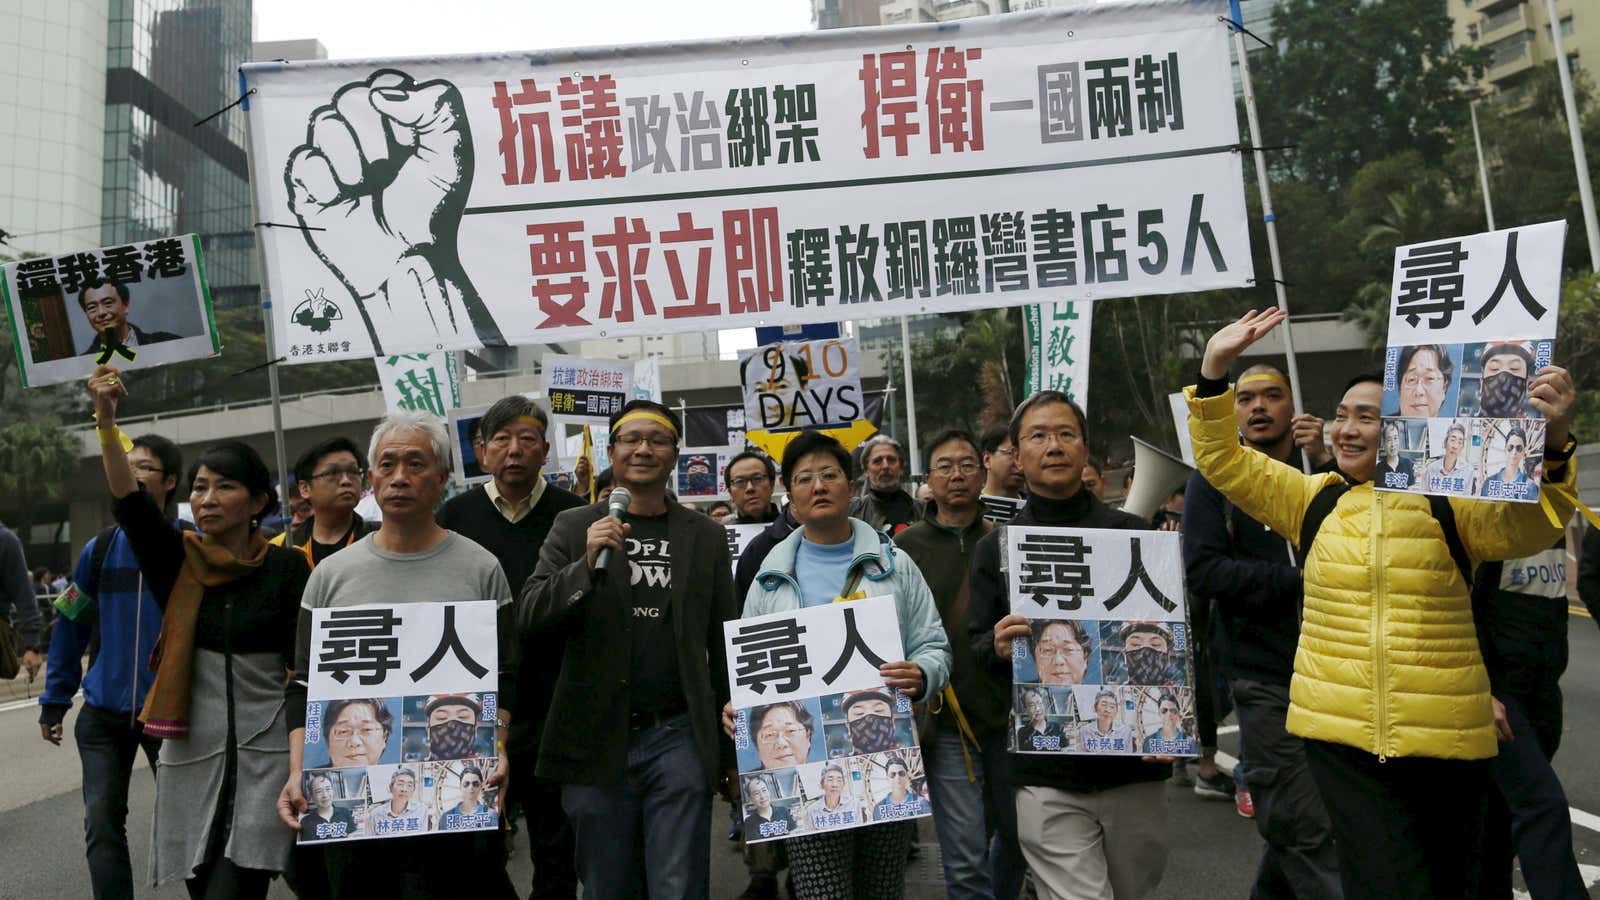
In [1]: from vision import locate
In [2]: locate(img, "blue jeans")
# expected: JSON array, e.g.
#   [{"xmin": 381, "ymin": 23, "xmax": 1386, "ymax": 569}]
[
  {"xmin": 75, "ymin": 704, "xmax": 161, "ymax": 900},
  {"xmin": 925, "ymin": 728, "xmax": 1026, "ymax": 900},
  {"xmin": 562, "ymin": 713, "xmax": 711, "ymax": 900}
]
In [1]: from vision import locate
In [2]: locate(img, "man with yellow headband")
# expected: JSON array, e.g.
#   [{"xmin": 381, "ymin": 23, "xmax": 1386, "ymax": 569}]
[
  {"xmin": 437, "ymin": 393, "xmax": 585, "ymax": 899},
  {"xmin": 1180, "ymin": 361, "xmax": 1341, "ymax": 899},
  {"xmin": 521, "ymin": 399, "xmax": 738, "ymax": 899}
]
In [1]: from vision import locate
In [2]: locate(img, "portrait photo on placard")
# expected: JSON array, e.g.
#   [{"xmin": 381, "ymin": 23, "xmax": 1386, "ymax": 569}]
[
  {"xmin": 739, "ymin": 770, "xmax": 802, "ymax": 842},
  {"xmin": 1475, "ymin": 418, "xmax": 1545, "ymax": 503},
  {"xmin": 1071, "ymin": 685, "xmax": 1139, "ymax": 755},
  {"xmin": 1383, "ymin": 343, "xmax": 1463, "ymax": 419},
  {"xmin": 1013, "ymin": 684, "xmax": 1074, "ymax": 753},
  {"xmin": 1013, "ymin": 618, "xmax": 1102, "ymax": 687},
  {"xmin": 1417, "ymin": 418, "xmax": 1477, "ymax": 496},
  {"xmin": 793, "ymin": 759, "xmax": 866, "ymax": 832},
  {"xmin": 1376, "ymin": 418, "xmax": 1430, "ymax": 492},
  {"xmin": 431, "ymin": 757, "xmax": 500, "ymax": 832},
  {"xmin": 364, "ymin": 763, "xmax": 435, "ymax": 837},
  {"xmin": 400, "ymin": 692, "xmax": 496, "ymax": 762},
  {"xmin": 819, "ymin": 687, "xmax": 914, "ymax": 759},
  {"xmin": 864, "ymin": 748, "xmax": 930, "ymax": 823},
  {"xmin": 1131, "ymin": 685, "xmax": 1198, "ymax": 756},
  {"xmin": 303, "ymin": 697, "xmax": 403, "ymax": 770},
  {"xmin": 738, "ymin": 697, "xmax": 828, "ymax": 772},
  {"xmin": 1459, "ymin": 339, "xmax": 1551, "ymax": 419},
  {"xmin": 297, "ymin": 768, "xmax": 367, "ymax": 843},
  {"xmin": 1098, "ymin": 620, "xmax": 1188, "ymax": 687}
]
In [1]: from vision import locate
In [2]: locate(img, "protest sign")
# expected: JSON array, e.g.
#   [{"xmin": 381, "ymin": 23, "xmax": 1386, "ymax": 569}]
[
  {"xmin": 243, "ymin": 1, "xmax": 1251, "ymax": 362},
  {"xmin": 300, "ymin": 601, "xmax": 500, "ymax": 843},
  {"xmin": 2, "ymin": 234, "xmax": 219, "ymax": 387},
  {"xmin": 740, "ymin": 337, "xmax": 875, "ymax": 457},
  {"xmin": 1024, "ymin": 300, "xmax": 1093, "ymax": 405},
  {"xmin": 686, "ymin": 403, "xmax": 750, "ymax": 449},
  {"xmin": 724, "ymin": 522, "xmax": 767, "ymax": 575},
  {"xmin": 677, "ymin": 446, "xmax": 736, "ymax": 501},
  {"xmin": 1004, "ymin": 527, "xmax": 1196, "ymax": 757},
  {"xmin": 543, "ymin": 355, "xmax": 633, "ymax": 424},
  {"xmin": 1168, "ymin": 391, "xmax": 1196, "ymax": 466},
  {"xmin": 980, "ymin": 494, "xmax": 1026, "ymax": 524},
  {"xmin": 1378, "ymin": 221, "xmax": 1564, "ymax": 503},
  {"xmin": 376, "ymin": 352, "xmax": 462, "ymax": 415},
  {"xmin": 633, "ymin": 356, "xmax": 662, "ymax": 402},
  {"xmin": 726, "ymin": 596, "xmax": 930, "ymax": 843}
]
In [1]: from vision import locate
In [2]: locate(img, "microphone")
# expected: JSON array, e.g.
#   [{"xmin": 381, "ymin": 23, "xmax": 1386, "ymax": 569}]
[{"xmin": 593, "ymin": 486, "xmax": 632, "ymax": 572}]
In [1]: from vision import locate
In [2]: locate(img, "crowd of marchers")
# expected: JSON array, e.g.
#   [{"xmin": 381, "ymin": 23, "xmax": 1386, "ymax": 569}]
[{"xmin": 0, "ymin": 308, "xmax": 1592, "ymax": 900}]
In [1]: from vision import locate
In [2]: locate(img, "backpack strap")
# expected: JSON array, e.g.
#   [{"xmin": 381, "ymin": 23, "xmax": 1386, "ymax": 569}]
[
  {"xmin": 1295, "ymin": 483, "xmax": 1351, "ymax": 567},
  {"xmin": 1426, "ymin": 494, "xmax": 1473, "ymax": 586},
  {"xmin": 83, "ymin": 525, "xmax": 119, "ymax": 600}
]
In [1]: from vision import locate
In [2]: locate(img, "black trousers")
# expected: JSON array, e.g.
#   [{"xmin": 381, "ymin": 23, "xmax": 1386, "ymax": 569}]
[
  {"xmin": 74, "ymin": 704, "xmax": 161, "ymax": 900},
  {"xmin": 1305, "ymin": 739, "xmax": 1490, "ymax": 900},
  {"xmin": 512, "ymin": 754, "xmax": 578, "ymax": 900},
  {"xmin": 323, "ymin": 831, "xmax": 518, "ymax": 900}
]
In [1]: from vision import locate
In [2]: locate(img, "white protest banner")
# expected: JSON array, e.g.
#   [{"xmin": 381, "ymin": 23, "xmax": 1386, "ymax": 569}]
[
  {"xmin": 633, "ymin": 356, "xmax": 663, "ymax": 402},
  {"xmin": 376, "ymin": 352, "xmax": 462, "ymax": 415},
  {"xmin": 1379, "ymin": 221, "xmax": 1564, "ymax": 503},
  {"xmin": 724, "ymin": 522, "xmax": 767, "ymax": 575},
  {"xmin": 726, "ymin": 596, "xmax": 929, "ymax": 842},
  {"xmin": 242, "ymin": 1, "xmax": 1250, "ymax": 362},
  {"xmin": 740, "ymin": 337, "xmax": 874, "ymax": 458},
  {"xmin": 447, "ymin": 402, "xmax": 494, "ymax": 486},
  {"xmin": 1003, "ymin": 527, "xmax": 1196, "ymax": 757},
  {"xmin": 1024, "ymin": 300, "xmax": 1093, "ymax": 405},
  {"xmin": 677, "ymin": 445, "xmax": 736, "ymax": 502},
  {"xmin": 301, "ymin": 601, "xmax": 500, "ymax": 843},
  {"xmin": 980, "ymin": 494, "xmax": 1026, "ymax": 524},
  {"xmin": 543, "ymin": 355, "xmax": 633, "ymax": 424},
  {"xmin": 2, "ymin": 234, "xmax": 219, "ymax": 387},
  {"xmin": 1168, "ymin": 391, "xmax": 1195, "ymax": 466}
]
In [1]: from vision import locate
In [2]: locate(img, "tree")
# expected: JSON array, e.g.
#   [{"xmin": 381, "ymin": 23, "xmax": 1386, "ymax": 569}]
[
  {"xmin": 1254, "ymin": 0, "xmax": 1489, "ymax": 191},
  {"xmin": 0, "ymin": 421, "xmax": 78, "ymax": 541}
]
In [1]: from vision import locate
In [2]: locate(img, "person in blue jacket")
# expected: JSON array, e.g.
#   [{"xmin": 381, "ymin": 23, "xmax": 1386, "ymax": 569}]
[{"xmin": 38, "ymin": 434, "xmax": 182, "ymax": 900}]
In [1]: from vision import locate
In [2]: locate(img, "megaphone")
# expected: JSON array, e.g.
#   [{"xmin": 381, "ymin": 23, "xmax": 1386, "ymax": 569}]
[{"xmin": 1122, "ymin": 436, "xmax": 1193, "ymax": 520}]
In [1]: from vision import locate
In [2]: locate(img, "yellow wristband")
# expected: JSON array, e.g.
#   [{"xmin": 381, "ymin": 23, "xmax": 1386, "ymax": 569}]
[
  {"xmin": 97, "ymin": 426, "xmax": 133, "ymax": 451},
  {"xmin": 494, "ymin": 739, "xmax": 507, "ymax": 754}
]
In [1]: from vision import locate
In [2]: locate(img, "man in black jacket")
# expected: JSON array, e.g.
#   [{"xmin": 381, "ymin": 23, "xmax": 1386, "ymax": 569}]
[
  {"xmin": 1181, "ymin": 363, "xmax": 1341, "ymax": 900},
  {"xmin": 969, "ymin": 390, "xmax": 1171, "ymax": 900},
  {"xmin": 521, "ymin": 400, "xmax": 737, "ymax": 899},
  {"xmin": 438, "ymin": 394, "xmax": 585, "ymax": 900}
]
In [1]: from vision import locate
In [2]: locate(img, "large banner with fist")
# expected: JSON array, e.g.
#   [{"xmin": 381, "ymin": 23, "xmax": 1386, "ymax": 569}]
[{"xmin": 242, "ymin": 0, "xmax": 1250, "ymax": 363}]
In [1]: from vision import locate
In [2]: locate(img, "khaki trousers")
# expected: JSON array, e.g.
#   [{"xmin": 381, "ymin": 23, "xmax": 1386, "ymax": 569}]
[{"xmin": 1015, "ymin": 781, "xmax": 1168, "ymax": 900}]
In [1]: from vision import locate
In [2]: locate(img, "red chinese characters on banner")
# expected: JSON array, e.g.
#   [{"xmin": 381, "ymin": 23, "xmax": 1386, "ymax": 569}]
[
  {"xmin": 594, "ymin": 216, "xmax": 656, "ymax": 323},
  {"xmin": 859, "ymin": 46, "xmax": 985, "ymax": 159},
  {"xmin": 559, "ymin": 76, "xmax": 627, "ymax": 181},
  {"xmin": 527, "ymin": 222, "xmax": 590, "ymax": 328},
  {"xmin": 724, "ymin": 208, "xmax": 783, "ymax": 314},
  {"xmin": 493, "ymin": 79, "xmax": 560, "ymax": 185},
  {"xmin": 660, "ymin": 211, "xmax": 719, "ymax": 320}
]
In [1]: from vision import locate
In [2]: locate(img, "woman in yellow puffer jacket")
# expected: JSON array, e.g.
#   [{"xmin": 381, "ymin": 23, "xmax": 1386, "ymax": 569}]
[{"xmin": 1187, "ymin": 309, "xmax": 1581, "ymax": 900}]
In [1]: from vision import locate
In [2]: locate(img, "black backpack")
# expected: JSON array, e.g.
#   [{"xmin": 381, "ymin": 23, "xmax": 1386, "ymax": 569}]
[{"xmin": 1296, "ymin": 483, "xmax": 1472, "ymax": 585}]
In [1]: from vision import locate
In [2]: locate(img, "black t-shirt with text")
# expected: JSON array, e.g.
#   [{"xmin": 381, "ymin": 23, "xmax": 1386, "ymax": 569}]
[{"xmin": 624, "ymin": 513, "xmax": 684, "ymax": 715}]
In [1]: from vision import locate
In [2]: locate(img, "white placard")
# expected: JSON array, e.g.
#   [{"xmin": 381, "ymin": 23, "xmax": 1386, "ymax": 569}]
[
  {"xmin": 542, "ymin": 355, "xmax": 633, "ymax": 424},
  {"xmin": 724, "ymin": 522, "xmax": 768, "ymax": 575},
  {"xmin": 376, "ymin": 352, "xmax": 462, "ymax": 415},
  {"xmin": 740, "ymin": 337, "xmax": 864, "ymax": 433}
]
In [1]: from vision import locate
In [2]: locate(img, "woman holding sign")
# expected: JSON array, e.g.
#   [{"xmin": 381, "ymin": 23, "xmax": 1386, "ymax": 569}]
[
  {"xmin": 87, "ymin": 365, "xmax": 311, "ymax": 899},
  {"xmin": 724, "ymin": 430, "xmax": 951, "ymax": 900}
]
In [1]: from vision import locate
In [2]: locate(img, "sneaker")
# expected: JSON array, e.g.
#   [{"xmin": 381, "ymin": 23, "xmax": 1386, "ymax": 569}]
[
  {"xmin": 1235, "ymin": 787, "xmax": 1256, "ymax": 818},
  {"xmin": 1193, "ymin": 768, "xmax": 1236, "ymax": 800}
]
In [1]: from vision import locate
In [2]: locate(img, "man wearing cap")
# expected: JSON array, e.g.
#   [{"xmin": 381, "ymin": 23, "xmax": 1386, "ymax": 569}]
[
  {"xmin": 522, "ymin": 399, "xmax": 737, "ymax": 900},
  {"xmin": 437, "ymin": 394, "xmax": 584, "ymax": 900},
  {"xmin": 424, "ymin": 693, "xmax": 486, "ymax": 759},
  {"xmin": 1475, "ymin": 341, "xmax": 1536, "ymax": 418}
]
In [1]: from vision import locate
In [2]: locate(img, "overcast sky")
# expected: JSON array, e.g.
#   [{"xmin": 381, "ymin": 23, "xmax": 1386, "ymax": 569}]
[{"xmin": 255, "ymin": 0, "xmax": 815, "ymax": 60}]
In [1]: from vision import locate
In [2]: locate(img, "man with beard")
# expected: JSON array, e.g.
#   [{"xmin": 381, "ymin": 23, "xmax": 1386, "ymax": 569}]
[
  {"xmin": 850, "ymin": 434, "xmax": 921, "ymax": 533},
  {"xmin": 522, "ymin": 400, "xmax": 737, "ymax": 900},
  {"xmin": 271, "ymin": 437, "xmax": 372, "ymax": 567},
  {"xmin": 1395, "ymin": 344, "xmax": 1452, "ymax": 418},
  {"xmin": 1182, "ymin": 362, "xmax": 1342, "ymax": 900},
  {"xmin": 972, "ymin": 390, "xmax": 1170, "ymax": 900},
  {"xmin": 1475, "ymin": 341, "xmax": 1535, "ymax": 418},
  {"xmin": 1420, "ymin": 423, "xmax": 1472, "ymax": 495},
  {"xmin": 437, "ymin": 394, "xmax": 584, "ymax": 900},
  {"xmin": 280, "ymin": 410, "xmax": 518, "ymax": 898}
]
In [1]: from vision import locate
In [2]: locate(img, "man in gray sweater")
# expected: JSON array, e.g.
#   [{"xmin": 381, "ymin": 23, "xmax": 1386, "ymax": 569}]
[{"xmin": 278, "ymin": 410, "xmax": 519, "ymax": 899}]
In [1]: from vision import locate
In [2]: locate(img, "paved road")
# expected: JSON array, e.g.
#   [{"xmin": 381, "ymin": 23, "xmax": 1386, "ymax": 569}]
[{"xmin": 3, "ymin": 614, "xmax": 1598, "ymax": 898}]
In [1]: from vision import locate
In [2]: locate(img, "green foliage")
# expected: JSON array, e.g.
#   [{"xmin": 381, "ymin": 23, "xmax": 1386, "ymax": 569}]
[
  {"xmin": 0, "ymin": 421, "xmax": 78, "ymax": 538},
  {"xmin": 1557, "ymin": 272, "xmax": 1600, "ymax": 438}
]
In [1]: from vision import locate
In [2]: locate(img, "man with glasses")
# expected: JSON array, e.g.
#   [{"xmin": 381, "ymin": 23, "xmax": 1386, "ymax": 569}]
[
  {"xmin": 1480, "ymin": 425, "xmax": 1536, "ymax": 501},
  {"xmin": 1396, "ymin": 344, "xmax": 1452, "ymax": 418},
  {"xmin": 523, "ymin": 399, "xmax": 737, "ymax": 899},
  {"xmin": 896, "ymin": 428, "xmax": 1024, "ymax": 899},
  {"xmin": 873, "ymin": 755, "xmax": 931, "ymax": 821},
  {"xmin": 726, "ymin": 451, "xmax": 780, "ymax": 525},
  {"xmin": 438, "ymin": 394, "xmax": 585, "ymax": 900},
  {"xmin": 971, "ymin": 391, "xmax": 1171, "ymax": 900},
  {"xmin": 981, "ymin": 422, "xmax": 1026, "ymax": 502},
  {"xmin": 40, "ymin": 434, "xmax": 182, "ymax": 899},
  {"xmin": 440, "ymin": 765, "xmax": 494, "ymax": 831},
  {"xmin": 369, "ymin": 768, "xmax": 432, "ymax": 834},
  {"xmin": 270, "ymin": 437, "xmax": 372, "ymax": 568}
]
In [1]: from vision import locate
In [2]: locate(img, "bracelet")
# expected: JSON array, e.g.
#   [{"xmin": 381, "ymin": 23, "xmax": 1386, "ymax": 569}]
[{"xmin": 494, "ymin": 739, "xmax": 507, "ymax": 754}]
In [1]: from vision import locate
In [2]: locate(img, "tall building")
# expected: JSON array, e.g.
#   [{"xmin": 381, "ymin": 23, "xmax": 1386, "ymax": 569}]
[{"xmin": 1449, "ymin": 0, "xmax": 1595, "ymax": 104}]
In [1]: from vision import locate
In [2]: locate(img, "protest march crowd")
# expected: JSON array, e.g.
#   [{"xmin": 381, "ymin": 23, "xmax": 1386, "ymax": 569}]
[{"xmin": 0, "ymin": 303, "xmax": 1587, "ymax": 900}]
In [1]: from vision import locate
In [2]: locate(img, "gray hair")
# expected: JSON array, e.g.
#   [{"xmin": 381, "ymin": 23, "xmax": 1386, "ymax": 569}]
[
  {"xmin": 858, "ymin": 433, "xmax": 905, "ymax": 466},
  {"xmin": 368, "ymin": 409, "xmax": 452, "ymax": 474}
]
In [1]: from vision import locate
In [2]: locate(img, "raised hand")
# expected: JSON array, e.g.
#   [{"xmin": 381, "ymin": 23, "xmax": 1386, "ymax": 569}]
[
  {"xmin": 285, "ymin": 69, "xmax": 505, "ymax": 353},
  {"xmin": 1527, "ymin": 365, "xmax": 1575, "ymax": 452},
  {"xmin": 1201, "ymin": 308, "xmax": 1287, "ymax": 381}
]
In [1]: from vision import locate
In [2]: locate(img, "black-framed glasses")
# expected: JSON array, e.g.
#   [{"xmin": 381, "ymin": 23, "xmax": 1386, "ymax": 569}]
[
  {"xmin": 131, "ymin": 463, "xmax": 165, "ymax": 477},
  {"xmin": 730, "ymin": 474, "xmax": 771, "ymax": 490}
]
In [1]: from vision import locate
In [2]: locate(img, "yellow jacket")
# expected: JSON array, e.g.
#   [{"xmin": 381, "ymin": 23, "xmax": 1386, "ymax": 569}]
[{"xmin": 1187, "ymin": 386, "xmax": 1578, "ymax": 760}]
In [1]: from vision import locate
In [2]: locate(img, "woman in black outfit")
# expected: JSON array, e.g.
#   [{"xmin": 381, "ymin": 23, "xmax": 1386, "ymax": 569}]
[{"xmin": 90, "ymin": 365, "xmax": 310, "ymax": 900}]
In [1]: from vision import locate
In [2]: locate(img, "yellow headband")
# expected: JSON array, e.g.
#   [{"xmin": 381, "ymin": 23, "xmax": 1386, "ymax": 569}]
[
  {"xmin": 612, "ymin": 409, "xmax": 679, "ymax": 437},
  {"xmin": 1237, "ymin": 372, "xmax": 1290, "ymax": 390},
  {"xmin": 509, "ymin": 415, "xmax": 546, "ymax": 430}
]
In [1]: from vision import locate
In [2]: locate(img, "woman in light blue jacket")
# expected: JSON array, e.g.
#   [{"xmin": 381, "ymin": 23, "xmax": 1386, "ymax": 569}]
[{"xmin": 724, "ymin": 431, "xmax": 951, "ymax": 900}]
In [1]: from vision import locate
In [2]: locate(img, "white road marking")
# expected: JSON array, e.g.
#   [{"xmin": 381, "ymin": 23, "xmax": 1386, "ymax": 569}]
[{"xmin": 0, "ymin": 691, "xmax": 77, "ymax": 714}]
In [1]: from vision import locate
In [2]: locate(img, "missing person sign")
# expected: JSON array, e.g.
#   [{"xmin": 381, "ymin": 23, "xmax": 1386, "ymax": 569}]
[
  {"xmin": 725, "ymin": 596, "xmax": 931, "ymax": 843},
  {"xmin": 1004, "ymin": 527, "xmax": 1197, "ymax": 757},
  {"xmin": 300, "ymin": 601, "xmax": 500, "ymax": 843},
  {"xmin": 1378, "ymin": 221, "xmax": 1565, "ymax": 503},
  {"xmin": 1, "ymin": 234, "xmax": 220, "ymax": 387}
]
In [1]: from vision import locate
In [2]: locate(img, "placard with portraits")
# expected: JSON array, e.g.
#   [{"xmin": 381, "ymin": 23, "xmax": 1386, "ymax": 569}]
[
  {"xmin": 1004, "ymin": 527, "xmax": 1198, "ymax": 757},
  {"xmin": 1380, "ymin": 222, "xmax": 1565, "ymax": 503},
  {"xmin": 1, "ymin": 234, "xmax": 219, "ymax": 387},
  {"xmin": 725, "ymin": 596, "xmax": 931, "ymax": 843},
  {"xmin": 299, "ymin": 601, "xmax": 500, "ymax": 844}
]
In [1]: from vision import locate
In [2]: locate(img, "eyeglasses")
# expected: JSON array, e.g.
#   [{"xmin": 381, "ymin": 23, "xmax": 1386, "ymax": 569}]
[
  {"xmin": 930, "ymin": 461, "xmax": 980, "ymax": 478},
  {"xmin": 1021, "ymin": 429, "xmax": 1083, "ymax": 448},
  {"xmin": 757, "ymin": 725, "xmax": 809, "ymax": 746},
  {"xmin": 791, "ymin": 468, "xmax": 845, "ymax": 490},
  {"xmin": 311, "ymin": 467, "xmax": 366, "ymax": 483},
  {"xmin": 1159, "ymin": 706, "xmax": 1179, "ymax": 715},
  {"xmin": 613, "ymin": 433, "xmax": 677, "ymax": 449},
  {"xmin": 1401, "ymin": 372, "xmax": 1445, "ymax": 390},
  {"xmin": 888, "ymin": 769, "xmax": 908, "ymax": 778},
  {"xmin": 730, "ymin": 474, "xmax": 771, "ymax": 490},
  {"xmin": 329, "ymin": 725, "xmax": 386, "ymax": 743},
  {"xmin": 487, "ymin": 432, "xmax": 544, "ymax": 448},
  {"xmin": 1506, "ymin": 442, "xmax": 1526, "ymax": 453}
]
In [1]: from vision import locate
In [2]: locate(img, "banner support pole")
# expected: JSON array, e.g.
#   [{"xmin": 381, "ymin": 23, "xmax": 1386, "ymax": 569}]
[
  {"xmin": 240, "ymin": 72, "xmax": 292, "ymax": 502},
  {"xmin": 899, "ymin": 316, "xmax": 921, "ymax": 477},
  {"xmin": 1546, "ymin": 0, "xmax": 1600, "ymax": 271},
  {"xmin": 1229, "ymin": 1, "xmax": 1309, "ymax": 473},
  {"xmin": 1469, "ymin": 101, "xmax": 1496, "ymax": 231}
]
